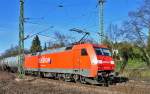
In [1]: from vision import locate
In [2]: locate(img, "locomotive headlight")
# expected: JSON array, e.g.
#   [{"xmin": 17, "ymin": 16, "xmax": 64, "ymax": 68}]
[
  {"xmin": 111, "ymin": 61, "xmax": 114, "ymax": 64},
  {"xmin": 98, "ymin": 60, "xmax": 102, "ymax": 64}
]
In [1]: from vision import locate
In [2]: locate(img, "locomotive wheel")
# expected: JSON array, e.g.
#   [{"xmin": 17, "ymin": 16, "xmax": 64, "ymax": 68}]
[
  {"xmin": 73, "ymin": 74, "xmax": 79, "ymax": 83},
  {"xmin": 53, "ymin": 73, "xmax": 59, "ymax": 80},
  {"xmin": 40, "ymin": 72, "xmax": 45, "ymax": 78},
  {"xmin": 104, "ymin": 78, "xmax": 109, "ymax": 87},
  {"xmin": 80, "ymin": 76, "xmax": 87, "ymax": 84},
  {"xmin": 64, "ymin": 74, "xmax": 72, "ymax": 82},
  {"xmin": 57, "ymin": 74, "xmax": 63, "ymax": 80}
]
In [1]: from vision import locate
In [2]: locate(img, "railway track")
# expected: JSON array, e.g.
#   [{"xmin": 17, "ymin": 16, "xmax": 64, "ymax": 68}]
[
  {"xmin": 0, "ymin": 71, "xmax": 150, "ymax": 94},
  {"xmin": 23, "ymin": 75, "xmax": 150, "ymax": 94}
]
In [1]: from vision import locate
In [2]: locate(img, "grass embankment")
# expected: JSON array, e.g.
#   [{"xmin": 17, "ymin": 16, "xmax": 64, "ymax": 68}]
[{"xmin": 116, "ymin": 59, "xmax": 150, "ymax": 81}]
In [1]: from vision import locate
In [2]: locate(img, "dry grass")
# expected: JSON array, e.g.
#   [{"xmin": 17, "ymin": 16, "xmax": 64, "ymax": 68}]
[{"xmin": 0, "ymin": 71, "xmax": 150, "ymax": 94}]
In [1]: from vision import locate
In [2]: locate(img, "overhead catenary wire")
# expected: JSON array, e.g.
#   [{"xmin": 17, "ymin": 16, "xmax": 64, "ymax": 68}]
[{"xmin": 24, "ymin": 26, "xmax": 54, "ymax": 40}]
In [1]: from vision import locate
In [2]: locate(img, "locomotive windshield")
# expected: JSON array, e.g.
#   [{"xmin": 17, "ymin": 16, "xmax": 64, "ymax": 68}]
[{"xmin": 94, "ymin": 47, "xmax": 111, "ymax": 56}]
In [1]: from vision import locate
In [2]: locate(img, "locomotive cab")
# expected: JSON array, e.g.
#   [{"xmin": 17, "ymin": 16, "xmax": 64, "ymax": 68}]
[
  {"xmin": 73, "ymin": 43, "xmax": 116, "ymax": 85},
  {"xmin": 94, "ymin": 47, "xmax": 115, "ymax": 71},
  {"xmin": 92, "ymin": 45, "xmax": 115, "ymax": 85}
]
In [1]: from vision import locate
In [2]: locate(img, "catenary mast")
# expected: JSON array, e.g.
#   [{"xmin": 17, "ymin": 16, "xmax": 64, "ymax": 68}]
[
  {"xmin": 98, "ymin": 0, "xmax": 106, "ymax": 44},
  {"xmin": 18, "ymin": 0, "xmax": 25, "ymax": 78}
]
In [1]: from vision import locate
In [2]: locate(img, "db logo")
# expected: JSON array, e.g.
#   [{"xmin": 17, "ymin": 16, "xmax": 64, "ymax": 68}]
[{"xmin": 39, "ymin": 57, "xmax": 51, "ymax": 64}]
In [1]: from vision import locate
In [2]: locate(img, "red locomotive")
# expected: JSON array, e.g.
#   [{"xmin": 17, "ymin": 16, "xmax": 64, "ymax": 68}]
[
  {"xmin": 0, "ymin": 43, "xmax": 128, "ymax": 86},
  {"xmin": 24, "ymin": 43, "xmax": 116, "ymax": 85}
]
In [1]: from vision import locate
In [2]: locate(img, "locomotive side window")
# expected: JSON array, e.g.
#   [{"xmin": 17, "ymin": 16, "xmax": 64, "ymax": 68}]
[
  {"xmin": 81, "ymin": 49, "xmax": 88, "ymax": 56},
  {"xmin": 94, "ymin": 47, "xmax": 111, "ymax": 56},
  {"xmin": 102, "ymin": 48, "xmax": 111, "ymax": 56},
  {"xmin": 95, "ymin": 48, "xmax": 103, "ymax": 55}
]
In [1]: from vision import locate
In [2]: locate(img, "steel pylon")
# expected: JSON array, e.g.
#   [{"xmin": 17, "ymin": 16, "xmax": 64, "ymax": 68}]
[{"xmin": 18, "ymin": 0, "xmax": 25, "ymax": 79}]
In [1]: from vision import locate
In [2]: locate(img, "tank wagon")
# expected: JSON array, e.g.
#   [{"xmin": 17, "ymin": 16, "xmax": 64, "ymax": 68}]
[
  {"xmin": 0, "ymin": 56, "xmax": 19, "ymax": 72},
  {"xmin": 0, "ymin": 43, "xmax": 127, "ymax": 86}
]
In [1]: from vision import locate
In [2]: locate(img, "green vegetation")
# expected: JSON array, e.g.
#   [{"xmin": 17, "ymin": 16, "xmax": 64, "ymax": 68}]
[
  {"xmin": 43, "ymin": 42, "xmax": 47, "ymax": 51},
  {"xmin": 105, "ymin": 0, "xmax": 150, "ymax": 74},
  {"xmin": 115, "ymin": 59, "xmax": 150, "ymax": 81},
  {"xmin": 147, "ymin": 31, "xmax": 150, "ymax": 55},
  {"xmin": 30, "ymin": 35, "xmax": 42, "ymax": 53}
]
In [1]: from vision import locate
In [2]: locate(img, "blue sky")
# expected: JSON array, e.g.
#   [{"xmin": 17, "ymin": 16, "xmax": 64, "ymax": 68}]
[{"xmin": 0, "ymin": 0, "xmax": 142, "ymax": 54}]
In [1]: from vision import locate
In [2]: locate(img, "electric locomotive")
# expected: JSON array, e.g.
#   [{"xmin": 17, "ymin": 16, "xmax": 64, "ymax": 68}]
[{"xmin": 24, "ymin": 43, "xmax": 116, "ymax": 85}]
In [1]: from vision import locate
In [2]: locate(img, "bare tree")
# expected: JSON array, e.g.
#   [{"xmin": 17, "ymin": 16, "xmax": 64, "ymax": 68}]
[
  {"xmin": 107, "ymin": 24, "xmax": 122, "ymax": 44},
  {"xmin": 120, "ymin": 0, "xmax": 150, "ymax": 67},
  {"xmin": 47, "ymin": 31, "xmax": 76, "ymax": 48}
]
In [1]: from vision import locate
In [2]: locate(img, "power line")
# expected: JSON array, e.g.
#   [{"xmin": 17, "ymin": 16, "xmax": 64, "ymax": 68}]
[{"xmin": 24, "ymin": 26, "xmax": 54, "ymax": 40}]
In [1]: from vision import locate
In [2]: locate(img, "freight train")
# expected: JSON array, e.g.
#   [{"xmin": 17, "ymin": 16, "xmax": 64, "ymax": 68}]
[{"xmin": 0, "ymin": 43, "xmax": 128, "ymax": 86}]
